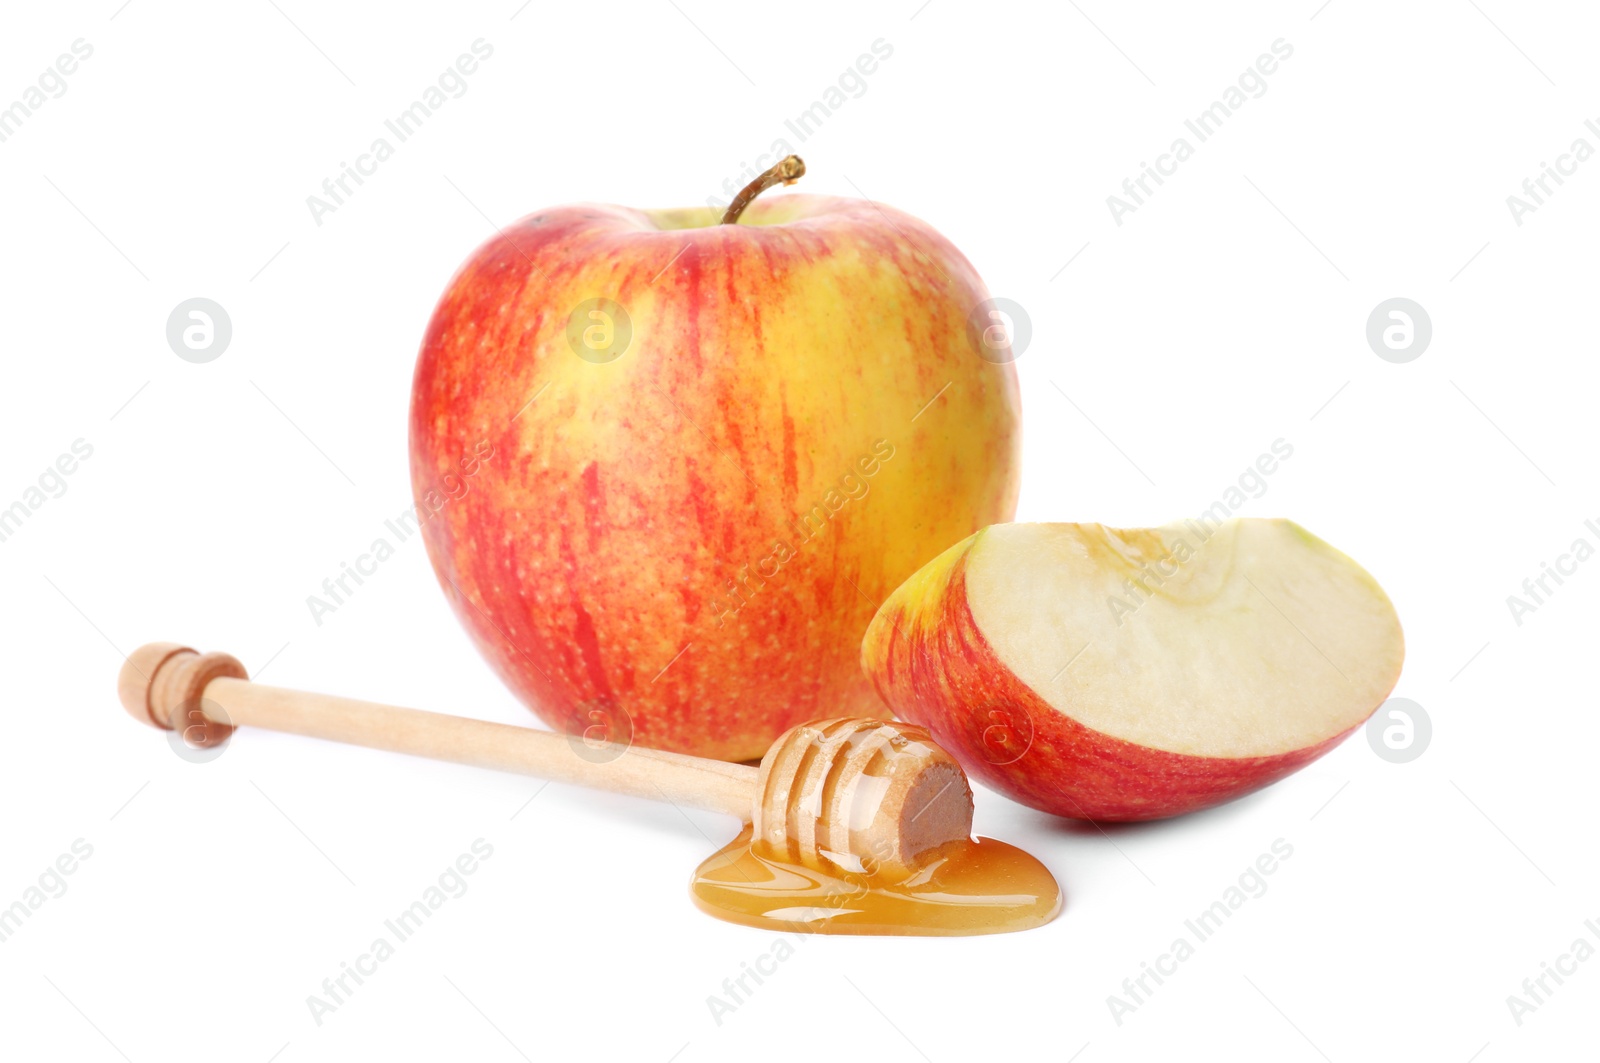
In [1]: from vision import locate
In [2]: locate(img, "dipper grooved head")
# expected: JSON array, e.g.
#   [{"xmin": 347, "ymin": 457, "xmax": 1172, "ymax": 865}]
[
  {"xmin": 118, "ymin": 644, "xmax": 246, "ymax": 748},
  {"xmin": 752, "ymin": 718, "xmax": 974, "ymax": 882}
]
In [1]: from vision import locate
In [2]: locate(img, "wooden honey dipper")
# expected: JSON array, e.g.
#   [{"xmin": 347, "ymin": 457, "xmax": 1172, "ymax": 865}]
[{"xmin": 116, "ymin": 643, "xmax": 975, "ymax": 882}]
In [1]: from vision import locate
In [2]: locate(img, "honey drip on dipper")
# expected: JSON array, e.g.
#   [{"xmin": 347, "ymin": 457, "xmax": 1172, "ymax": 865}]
[
  {"xmin": 117, "ymin": 646, "xmax": 1061, "ymax": 937},
  {"xmin": 693, "ymin": 718, "xmax": 1060, "ymax": 935}
]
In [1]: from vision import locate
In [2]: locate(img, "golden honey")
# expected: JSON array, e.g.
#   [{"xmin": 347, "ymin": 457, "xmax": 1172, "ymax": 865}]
[{"xmin": 691, "ymin": 826, "xmax": 1061, "ymax": 936}]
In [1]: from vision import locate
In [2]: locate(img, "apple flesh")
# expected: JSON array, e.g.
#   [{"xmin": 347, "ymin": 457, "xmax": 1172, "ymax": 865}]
[
  {"xmin": 862, "ymin": 519, "xmax": 1404, "ymax": 821},
  {"xmin": 410, "ymin": 192, "xmax": 1020, "ymax": 762}
]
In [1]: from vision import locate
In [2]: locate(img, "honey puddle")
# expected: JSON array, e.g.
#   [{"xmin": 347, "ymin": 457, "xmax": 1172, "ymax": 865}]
[{"xmin": 691, "ymin": 827, "xmax": 1062, "ymax": 936}]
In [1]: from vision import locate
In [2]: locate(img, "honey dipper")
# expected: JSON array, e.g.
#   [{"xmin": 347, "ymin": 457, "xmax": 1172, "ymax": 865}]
[{"xmin": 117, "ymin": 643, "xmax": 1061, "ymax": 934}]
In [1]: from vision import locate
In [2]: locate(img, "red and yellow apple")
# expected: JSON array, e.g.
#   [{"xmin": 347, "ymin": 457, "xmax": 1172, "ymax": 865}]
[
  {"xmin": 862, "ymin": 519, "xmax": 1404, "ymax": 820},
  {"xmin": 410, "ymin": 172, "xmax": 1020, "ymax": 761}
]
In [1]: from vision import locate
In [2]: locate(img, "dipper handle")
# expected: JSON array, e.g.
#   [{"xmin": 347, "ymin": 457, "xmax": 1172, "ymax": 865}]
[
  {"xmin": 117, "ymin": 643, "xmax": 974, "ymax": 879},
  {"xmin": 117, "ymin": 643, "xmax": 757, "ymax": 819}
]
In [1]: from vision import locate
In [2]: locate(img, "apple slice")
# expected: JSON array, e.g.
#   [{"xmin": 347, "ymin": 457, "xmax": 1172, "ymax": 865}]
[{"xmin": 861, "ymin": 519, "xmax": 1404, "ymax": 821}]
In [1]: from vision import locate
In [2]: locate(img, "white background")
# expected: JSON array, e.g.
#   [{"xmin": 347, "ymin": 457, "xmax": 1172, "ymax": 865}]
[{"xmin": 0, "ymin": 1, "xmax": 1594, "ymax": 1060}]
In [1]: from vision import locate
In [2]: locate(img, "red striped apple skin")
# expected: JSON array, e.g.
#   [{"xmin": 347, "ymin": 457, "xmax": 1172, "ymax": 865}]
[
  {"xmin": 411, "ymin": 195, "xmax": 1020, "ymax": 762},
  {"xmin": 862, "ymin": 535, "xmax": 1363, "ymax": 822}
]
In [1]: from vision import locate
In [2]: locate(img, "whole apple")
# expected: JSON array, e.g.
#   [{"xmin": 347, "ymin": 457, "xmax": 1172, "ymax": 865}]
[{"xmin": 410, "ymin": 161, "xmax": 1020, "ymax": 761}]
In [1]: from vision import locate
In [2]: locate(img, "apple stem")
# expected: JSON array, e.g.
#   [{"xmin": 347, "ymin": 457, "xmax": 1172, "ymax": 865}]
[{"xmin": 720, "ymin": 155, "xmax": 806, "ymax": 225}]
